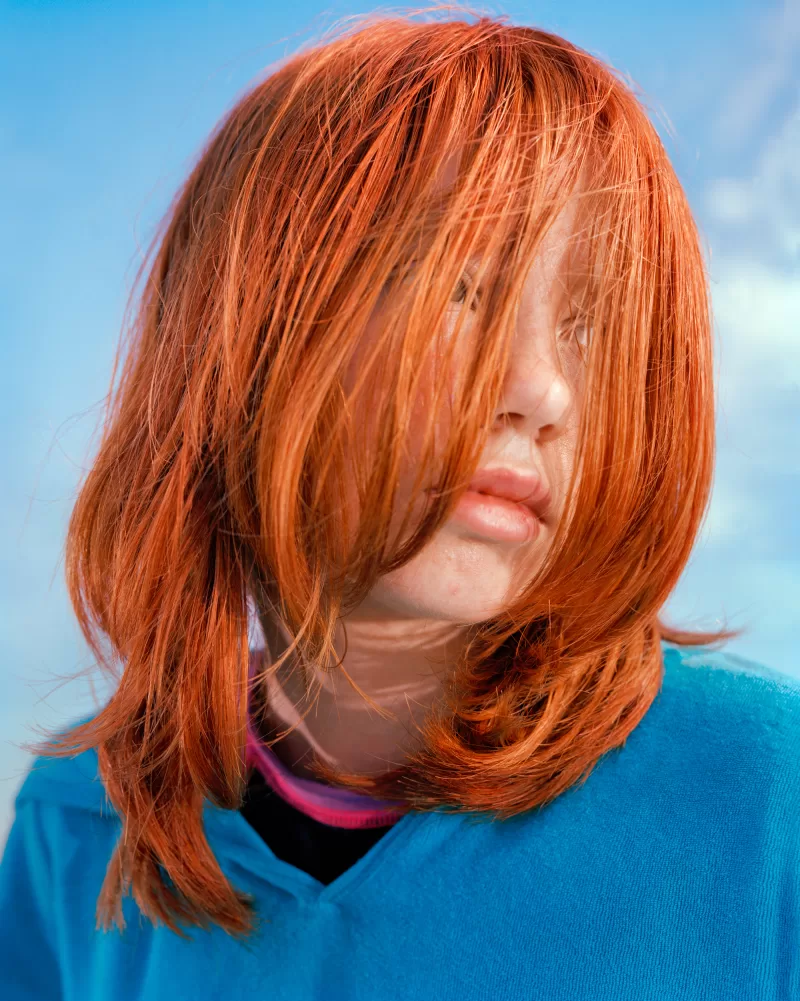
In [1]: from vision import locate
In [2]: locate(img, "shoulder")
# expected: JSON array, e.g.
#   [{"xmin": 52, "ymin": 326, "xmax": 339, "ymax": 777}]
[
  {"xmin": 630, "ymin": 643, "xmax": 800, "ymax": 816},
  {"xmin": 13, "ymin": 714, "xmax": 114, "ymax": 819},
  {"xmin": 658, "ymin": 642, "xmax": 800, "ymax": 743}
]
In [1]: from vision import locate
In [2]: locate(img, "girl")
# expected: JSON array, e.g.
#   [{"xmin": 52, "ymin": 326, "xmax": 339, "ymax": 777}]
[{"xmin": 3, "ymin": 8, "xmax": 799, "ymax": 999}]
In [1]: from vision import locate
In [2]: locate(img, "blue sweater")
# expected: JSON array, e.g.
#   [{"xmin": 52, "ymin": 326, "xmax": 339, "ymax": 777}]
[{"xmin": 2, "ymin": 641, "xmax": 799, "ymax": 1000}]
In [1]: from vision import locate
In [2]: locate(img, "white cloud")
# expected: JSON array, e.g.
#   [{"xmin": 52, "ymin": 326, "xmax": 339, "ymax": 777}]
[
  {"xmin": 701, "ymin": 475, "xmax": 757, "ymax": 545},
  {"xmin": 711, "ymin": 0, "xmax": 800, "ymax": 148},
  {"xmin": 688, "ymin": 3, "xmax": 800, "ymax": 681},
  {"xmin": 704, "ymin": 47, "xmax": 800, "ymax": 404},
  {"xmin": 706, "ymin": 101, "xmax": 800, "ymax": 257},
  {"xmin": 711, "ymin": 258, "xmax": 800, "ymax": 375},
  {"xmin": 705, "ymin": 178, "xmax": 755, "ymax": 225}
]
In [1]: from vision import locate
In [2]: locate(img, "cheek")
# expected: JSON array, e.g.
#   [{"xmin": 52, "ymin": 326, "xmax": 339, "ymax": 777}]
[
  {"xmin": 399, "ymin": 331, "xmax": 482, "ymax": 503},
  {"xmin": 556, "ymin": 396, "xmax": 581, "ymax": 477}
]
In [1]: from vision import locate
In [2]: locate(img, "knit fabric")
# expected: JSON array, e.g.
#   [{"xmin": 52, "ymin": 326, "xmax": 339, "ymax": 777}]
[{"xmin": 2, "ymin": 641, "xmax": 799, "ymax": 1000}]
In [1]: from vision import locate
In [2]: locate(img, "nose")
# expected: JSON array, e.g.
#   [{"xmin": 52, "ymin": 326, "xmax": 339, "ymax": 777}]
[{"xmin": 493, "ymin": 348, "xmax": 574, "ymax": 442}]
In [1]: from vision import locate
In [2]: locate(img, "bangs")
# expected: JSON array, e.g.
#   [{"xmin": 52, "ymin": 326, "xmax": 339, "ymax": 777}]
[{"xmin": 346, "ymin": 40, "xmax": 669, "ymax": 556}]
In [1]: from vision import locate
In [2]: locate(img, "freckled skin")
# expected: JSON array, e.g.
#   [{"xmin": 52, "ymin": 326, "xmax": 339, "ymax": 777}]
[{"xmin": 256, "ymin": 193, "xmax": 589, "ymax": 780}]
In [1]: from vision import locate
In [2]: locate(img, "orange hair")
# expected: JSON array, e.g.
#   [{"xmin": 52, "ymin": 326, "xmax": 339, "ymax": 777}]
[{"xmin": 31, "ymin": 6, "xmax": 743, "ymax": 939}]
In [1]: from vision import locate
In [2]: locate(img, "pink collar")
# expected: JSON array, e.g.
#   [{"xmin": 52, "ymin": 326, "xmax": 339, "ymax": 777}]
[{"xmin": 245, "ymin": 647, "xmax": 408, "ymax": 829}]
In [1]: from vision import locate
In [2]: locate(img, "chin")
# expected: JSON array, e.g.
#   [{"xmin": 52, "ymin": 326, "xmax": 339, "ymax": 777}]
[{"xmin": 371, "ymin": 556, "xmax": 524, "ymax": 625}]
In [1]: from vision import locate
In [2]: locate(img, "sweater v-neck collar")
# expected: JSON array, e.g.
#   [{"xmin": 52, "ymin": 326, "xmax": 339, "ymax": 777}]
[{"xmin": 204, "ymin": 795, "xmax": 433, "ymax": 905}]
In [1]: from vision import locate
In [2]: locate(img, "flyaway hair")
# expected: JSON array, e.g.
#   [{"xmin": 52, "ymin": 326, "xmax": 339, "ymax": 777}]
[{"xmin": 30, "ymin": 5, "xmax": 744, "ymax": 939}]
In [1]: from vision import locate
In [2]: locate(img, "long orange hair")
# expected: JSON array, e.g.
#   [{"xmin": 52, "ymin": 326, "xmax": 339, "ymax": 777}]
[{"xmin": 32, "ymin": 6, "xmax": 743, "ymax": 939}]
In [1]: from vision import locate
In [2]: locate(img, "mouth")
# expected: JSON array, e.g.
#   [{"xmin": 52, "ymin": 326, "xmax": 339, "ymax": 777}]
[
  {"xmin": 427, "ymin": 487, "xmax": 543, "ymax": 544},
  {"xmin": 465, "ymin": 466, "xmax": 552, "ymax": 523}
]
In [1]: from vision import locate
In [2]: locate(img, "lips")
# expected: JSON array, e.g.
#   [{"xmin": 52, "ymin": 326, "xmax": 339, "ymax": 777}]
[{"xmin": 466, "ymin": 466, "xmax": 552, "ymax": 522}]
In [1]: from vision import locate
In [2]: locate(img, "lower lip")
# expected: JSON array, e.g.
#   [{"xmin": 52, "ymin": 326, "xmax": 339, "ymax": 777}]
[{"xmin": 448, "ymin": 490, "xmax": 542, "ymax": 543}]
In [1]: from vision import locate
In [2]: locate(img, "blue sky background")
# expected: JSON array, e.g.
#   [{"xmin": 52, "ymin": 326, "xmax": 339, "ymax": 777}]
[{"xmin": 1, "ymin": 0, "xmax": 798, "ymax": 844}]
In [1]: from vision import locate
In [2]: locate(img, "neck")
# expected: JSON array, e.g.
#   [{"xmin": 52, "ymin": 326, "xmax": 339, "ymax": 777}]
[{"xmin": 251, "ymin": 595, "xmax": 467, "ymax": 781}]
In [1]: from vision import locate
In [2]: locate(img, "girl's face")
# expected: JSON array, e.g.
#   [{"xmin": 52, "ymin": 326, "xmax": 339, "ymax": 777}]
[{"xmin": 342, "ymin": 195, "xmax": 589, "ymax": 628}]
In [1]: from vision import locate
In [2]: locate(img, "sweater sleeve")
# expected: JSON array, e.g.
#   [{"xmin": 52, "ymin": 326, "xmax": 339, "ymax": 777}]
[{"xmin": 0, "ymin": 798, "xmax": 64, "ymax": 1000}]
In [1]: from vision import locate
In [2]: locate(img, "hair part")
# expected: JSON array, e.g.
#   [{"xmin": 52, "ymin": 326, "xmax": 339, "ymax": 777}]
[{"xmin": 30, "ymin": 4, "xmax": 743, "ymax": 940}]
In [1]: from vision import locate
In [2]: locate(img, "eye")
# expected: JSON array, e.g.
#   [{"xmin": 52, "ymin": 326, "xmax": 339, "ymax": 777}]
[
  {"xmin": 451, "ymin": 273, "xmax": 480, "ymax": 311},
  {"xmin": 561, "ymin": 314, "xmax": 592, "ymax": 357}
]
